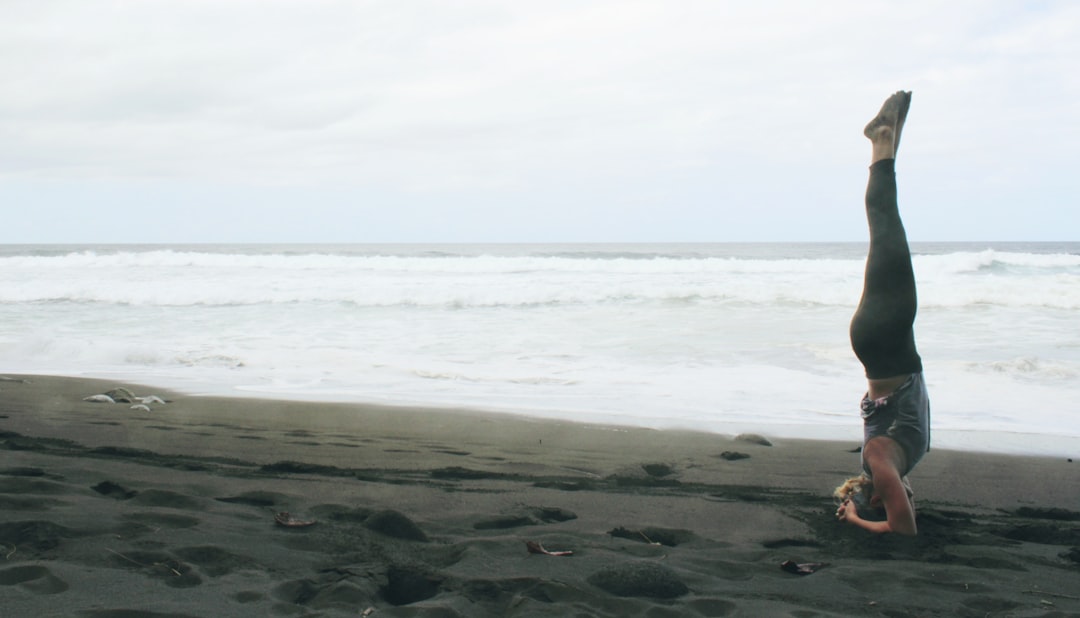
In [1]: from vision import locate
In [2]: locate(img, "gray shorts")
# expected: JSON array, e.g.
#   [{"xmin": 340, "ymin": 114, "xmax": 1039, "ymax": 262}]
[{"xmin": 861, "ymin": 372, "xmax": 931, "ymax": 478}]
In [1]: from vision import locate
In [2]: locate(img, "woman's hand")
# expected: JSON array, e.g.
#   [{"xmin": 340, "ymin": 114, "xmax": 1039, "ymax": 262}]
[
  {"xmin": 836, "ymin": 496, "xmax": 896, "ymax": 534},
  {"xmin": 836, "ymin": 499, "xmax": 859, "ymax": 524}
]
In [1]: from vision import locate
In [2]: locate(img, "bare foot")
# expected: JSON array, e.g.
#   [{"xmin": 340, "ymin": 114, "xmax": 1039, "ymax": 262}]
[
  {"xmin": 863, "ymin": 91, "xmax": 905, "ymax": 143},
  {"xmin": 894, "ymin": 91, "xmax": 911, "ymax": 154}
]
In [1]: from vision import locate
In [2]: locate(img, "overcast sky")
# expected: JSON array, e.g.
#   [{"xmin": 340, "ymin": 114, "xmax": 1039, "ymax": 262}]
[{"xmin": 2, "ymin": 1, "xmax": 1077, "ymax": 244}]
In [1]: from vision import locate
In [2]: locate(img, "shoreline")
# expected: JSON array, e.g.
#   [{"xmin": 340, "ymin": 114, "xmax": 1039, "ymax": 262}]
[
  {"xmin": 7, "ymin": 370, "xmax": 1078, "ymax": 459},
  {"xmin": 2, "ymin": 373, "xmax": 1079, "ymax": 616}
]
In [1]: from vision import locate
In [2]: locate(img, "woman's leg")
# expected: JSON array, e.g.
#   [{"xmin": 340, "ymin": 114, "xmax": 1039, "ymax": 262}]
[{"xmin": 849, "ymin": 92, "xmax": 922, "ymax": 386}]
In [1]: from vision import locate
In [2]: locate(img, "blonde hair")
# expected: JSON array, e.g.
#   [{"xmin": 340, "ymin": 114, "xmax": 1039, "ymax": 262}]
[{"xmin": 833, "ymin": 474, "xmax": 872, "ymax": 503}]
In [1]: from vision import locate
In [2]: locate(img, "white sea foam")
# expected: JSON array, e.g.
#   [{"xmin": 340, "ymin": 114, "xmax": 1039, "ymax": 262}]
[
  {"xmin": 1, "ymin": 242, "xmax": 1078, "ymax": 456},
  {"xmin": 3, "ymin": 249, "xmax": 1078, "ymax": 309}
]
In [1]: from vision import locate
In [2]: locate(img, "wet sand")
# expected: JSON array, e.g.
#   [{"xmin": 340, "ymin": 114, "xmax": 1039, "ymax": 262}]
[{"xmin": 1, "ymin": 374, "xmax": 1078, "ymax": 617}]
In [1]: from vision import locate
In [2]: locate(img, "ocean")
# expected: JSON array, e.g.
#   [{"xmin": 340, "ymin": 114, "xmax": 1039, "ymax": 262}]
[{"xmin": 2, "ymin": 242, "xmax": 1078, "ymax": 456}]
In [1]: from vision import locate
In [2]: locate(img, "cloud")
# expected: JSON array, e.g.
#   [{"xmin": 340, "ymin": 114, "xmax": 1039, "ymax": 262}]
[{"xmin": 1, "ymin": 1, "xmax": 1077, "ymax": 241}]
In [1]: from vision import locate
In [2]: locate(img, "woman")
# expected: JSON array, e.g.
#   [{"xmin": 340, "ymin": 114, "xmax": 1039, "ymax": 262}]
[{"xmin": 834, "ymin": 91, "xmax": 930, "ymax": 536}]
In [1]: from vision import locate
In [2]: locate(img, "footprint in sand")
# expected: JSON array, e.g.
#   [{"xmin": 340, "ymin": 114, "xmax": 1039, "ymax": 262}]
[
  {"xmin": 587, "ymin": 561, "xmax": 689, "ymax": 599},
  {"xmin": 0, "ymin": 521, "xmax": 78, "ymax": 554},
  {"xmin": 0, "ymin": 565, "xmax": 69, "ymax": 594},
  {"xmin": 107, "ymin": 550, "xmax": 202, "ymax": 589},
  {"xmin": 473, "ymin": 506, "xmax": 577, "ymax": 530},
  {"xmin": 364, "ymin": 510, "xmax": 429, "ymax": 542},
  {"xmin": 0, "ymin": 476, "xmax": 70, "ymax": 496},
  {"xmin": 173, "ymin": 546, "xmax": 253, "ymax": 578},
  {"xmin": 91, "ymin": 481, "xmax": 137, "ymax": 500},
  {"xmin": 215, "ymin": 490, "xmax": 290, "ymax": 508},
  {"xmin": 122, "ymin": 512, "xmax": 201, "ymax": 529},
  {"xmin": 129, "ymin": 489, "xmax": 203, "ymax": 510},
  {"xmin": 608, "ymin": 526, "xmax": 694, "ymax": 547}
]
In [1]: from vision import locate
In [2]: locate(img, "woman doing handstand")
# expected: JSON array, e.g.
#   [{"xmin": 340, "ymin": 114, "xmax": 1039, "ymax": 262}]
[{"xmin": 834, "ymin": 91, "xmax": 930, "ymax": 536}]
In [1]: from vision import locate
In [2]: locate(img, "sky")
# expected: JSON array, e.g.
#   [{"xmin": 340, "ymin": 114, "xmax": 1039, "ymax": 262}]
[{"xmin": 2, "ymin": 1, "xmax": 1077, "ymax": 244}]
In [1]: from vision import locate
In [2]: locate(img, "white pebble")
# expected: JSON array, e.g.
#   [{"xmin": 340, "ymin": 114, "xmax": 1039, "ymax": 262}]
[{"xmin": 83, "ymin": 394, "xmax": 116, "ymax": 404}]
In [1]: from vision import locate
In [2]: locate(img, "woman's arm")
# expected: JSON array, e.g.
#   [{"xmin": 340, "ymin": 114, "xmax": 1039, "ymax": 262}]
[
  {"xmin": 837, "ymin": 499, "xmax": 893, "ymax": 534},
  {"xmin": 837, "ymin": 438, "xmax": 917, "ymax": 535},
  {"xmin": 837, "ymin": 485, "xmax": 915, "ymax": 535},
  {"xmin": 871, "ymin": 467, "xmax": 917, "ymax": 535}
]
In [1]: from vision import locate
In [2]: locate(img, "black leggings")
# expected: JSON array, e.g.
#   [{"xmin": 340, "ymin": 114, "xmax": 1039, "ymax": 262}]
[{"xmin": 849, "ymin": 159, "xmax": 923, "ymax": 379}]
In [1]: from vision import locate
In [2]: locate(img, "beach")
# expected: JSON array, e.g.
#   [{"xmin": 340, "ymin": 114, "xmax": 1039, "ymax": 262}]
[{"xmin": 1, "ymin": 374, "xmax": 1077, "ymax": 617}]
